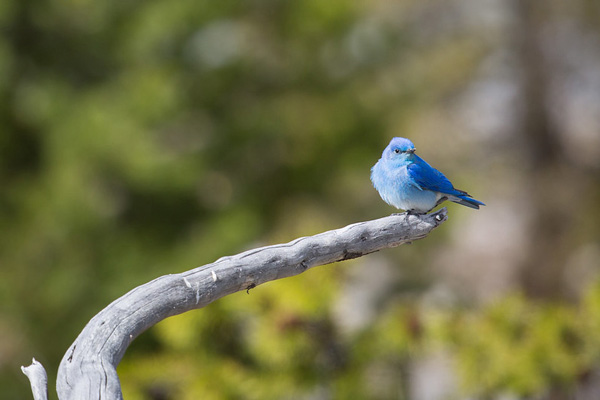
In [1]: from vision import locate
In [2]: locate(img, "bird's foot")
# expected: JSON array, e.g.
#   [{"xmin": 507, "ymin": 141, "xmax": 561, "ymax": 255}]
[
  {"xmin": 391, "ymin": 210, "xmax": 422, "ymax": 217},
  {"xmin": 434, "ymin": 196, "xmax": 448, "ymax": 208},
  {"xmin": 406, "ymin": 209, "xmax": 427, "ymax": 216}
]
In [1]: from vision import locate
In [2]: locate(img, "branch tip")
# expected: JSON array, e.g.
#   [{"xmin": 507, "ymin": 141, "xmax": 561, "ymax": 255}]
[{"xmin": 22, "ymin": 358, "xmax": 49, "ymax": 400}]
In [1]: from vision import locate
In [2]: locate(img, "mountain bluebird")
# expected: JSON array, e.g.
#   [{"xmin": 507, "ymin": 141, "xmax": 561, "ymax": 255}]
[{"xmin": 371, "ymin": 137, "xmax": 485, "ymax": 213}]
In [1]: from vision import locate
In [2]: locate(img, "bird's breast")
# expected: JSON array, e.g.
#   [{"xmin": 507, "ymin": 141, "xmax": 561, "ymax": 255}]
[{"xmin": 372, "ymin": 162, "xmax": 438, "ymax": 212}]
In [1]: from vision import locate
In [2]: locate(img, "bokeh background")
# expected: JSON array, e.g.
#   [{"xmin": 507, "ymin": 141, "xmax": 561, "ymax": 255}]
[{"xmin": 2, "ymin": 0, "xmax": 600, "ymax": 399}]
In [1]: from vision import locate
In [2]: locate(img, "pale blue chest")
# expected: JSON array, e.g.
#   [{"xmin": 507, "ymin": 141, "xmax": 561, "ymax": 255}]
[{"xmin": 372, "ymin": 162, "xmax": 439, "ymax": 212}]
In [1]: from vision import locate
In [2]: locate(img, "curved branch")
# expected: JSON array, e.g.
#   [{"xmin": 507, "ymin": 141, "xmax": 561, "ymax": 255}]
[
  {"xmin": 21, "ymin": 358, "xmax": 48, "ymax": 400},
  {"xmin": 52, "ymin": 209, "xmax": 446, "ymax": 399}
]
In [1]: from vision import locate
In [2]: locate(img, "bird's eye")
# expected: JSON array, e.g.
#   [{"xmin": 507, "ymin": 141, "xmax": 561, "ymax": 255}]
[{"xmin": 394, "ymin": 149, "xmax": 400, "ymax": 154}]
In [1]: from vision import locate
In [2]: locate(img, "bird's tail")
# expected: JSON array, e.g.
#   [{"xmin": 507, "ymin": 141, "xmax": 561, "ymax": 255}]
[
  {"xmin": 445, "ymin": 190, "xmax": 485, "ymax": 210},
  {"xmin": 450, "ymin": 195, "xmax": 485, "ymax": 210}
]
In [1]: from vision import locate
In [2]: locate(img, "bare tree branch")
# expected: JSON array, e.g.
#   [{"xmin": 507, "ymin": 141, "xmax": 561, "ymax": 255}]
[
  {"xmin": 27, "ymin": 209, "xmax": 447, "ymax": 399},
  {"xmin": 21, "ymin": 358, "xmax": 49, "ymax": 400}
]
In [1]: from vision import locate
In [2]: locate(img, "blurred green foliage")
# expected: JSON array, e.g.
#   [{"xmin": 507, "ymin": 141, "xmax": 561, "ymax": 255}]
[
  {"xmin": 445, "ymin": 286, "xmax": 600, "ymax": 397},
  {"xmin": 2, "ymin": 0, "xmax": 600, "ymax": 399},
  {"xmin": 119, "ymin": 282, "xmax": 600, "ymax": 399}
]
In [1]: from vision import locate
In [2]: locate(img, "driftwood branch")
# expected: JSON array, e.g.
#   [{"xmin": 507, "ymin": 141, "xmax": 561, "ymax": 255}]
[
  {"xmin": 23, "ymin": 209, "xmax": 447, "ymax": 399},
  {"xmin": 21, "ymin": 358, "xmax": 48, "ymax": 400}
]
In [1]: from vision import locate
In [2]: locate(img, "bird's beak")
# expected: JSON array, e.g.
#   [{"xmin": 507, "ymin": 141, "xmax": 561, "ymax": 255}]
[{"xmin": 407, "ymin": 148, "xmax": 416, "ymax": 154}]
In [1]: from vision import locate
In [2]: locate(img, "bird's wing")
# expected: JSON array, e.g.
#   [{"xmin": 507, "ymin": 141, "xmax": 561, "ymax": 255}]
[{"xmin": 407, "ymin": 157, "xmax": 465, "ymax": 196}]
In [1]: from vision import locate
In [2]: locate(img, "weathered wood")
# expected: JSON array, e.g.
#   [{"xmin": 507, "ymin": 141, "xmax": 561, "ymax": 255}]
[
  {"xmin": 21, "ymin": 358, "xmax": 49, "ymax": 400},
  {"xmin": 24, "ymin": 209, "xmax": 447, "ymax": 399}
]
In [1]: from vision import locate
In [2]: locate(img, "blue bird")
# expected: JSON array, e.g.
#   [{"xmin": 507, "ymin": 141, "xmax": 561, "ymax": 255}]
[{"xmin": 371, "ymin": 137, "xmax": 485, "ymax": 213}]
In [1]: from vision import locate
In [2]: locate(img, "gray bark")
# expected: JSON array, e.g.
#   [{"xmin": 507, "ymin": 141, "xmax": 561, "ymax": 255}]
[
  {"xmin": 21, "ymin": 358, "xmax": 48, "ymax": 400},
  {"xmin": 23, "ymin": 209, "xmax": 447, "ymax": 399}
]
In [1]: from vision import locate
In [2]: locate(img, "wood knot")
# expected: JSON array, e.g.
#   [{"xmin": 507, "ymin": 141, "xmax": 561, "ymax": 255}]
[
  {"xmin": 342, "ymin": 249, "xmax": 362, "ymax": 260},
  {"xmin": 246, "ymin": 283, "xmax": 256, "ymax": 294}
]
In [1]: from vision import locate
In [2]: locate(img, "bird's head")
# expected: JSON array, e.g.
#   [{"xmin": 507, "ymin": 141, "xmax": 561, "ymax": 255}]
[{"xmin": 382, "ymin": 137, "xmax": 416, "ymax": 163}]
